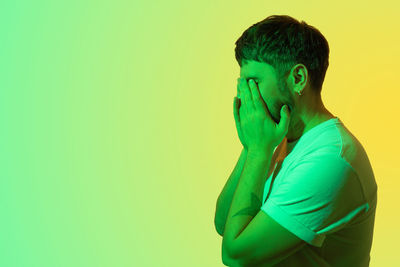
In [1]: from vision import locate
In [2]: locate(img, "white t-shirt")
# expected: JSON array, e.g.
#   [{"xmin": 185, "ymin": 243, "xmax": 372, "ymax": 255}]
[{"xmin": 260, "ymin": 117, "xmax": 378, "ymax": 266}]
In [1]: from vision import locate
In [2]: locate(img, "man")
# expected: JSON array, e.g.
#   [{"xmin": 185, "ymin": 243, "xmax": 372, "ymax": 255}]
[{"xmin": 214, "ymin": 15, "xmax": 377, "ymax": 266}]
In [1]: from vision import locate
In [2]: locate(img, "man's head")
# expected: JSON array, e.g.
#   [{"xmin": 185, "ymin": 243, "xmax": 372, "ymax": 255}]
[{"xmin": 235, "ymin": 15, "xmax": 330, "ymax": 126}]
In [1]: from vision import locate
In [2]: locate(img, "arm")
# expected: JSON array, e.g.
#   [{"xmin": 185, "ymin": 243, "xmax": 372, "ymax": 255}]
[
  {"xmin": 215, "ymin": 144, "xmax": 279, "ymax": 237},
  {"xmin": 222, "ymin": 149, "xmax": 274, "ymax": 264},
  {"xmin": 214, "ymin": 147, "xmax": 248, "ymax": 236},
  {"xmin": 222, "ymin": 148, "xmax": 306, "ymax": 266},
  {"xmin": 223, "ymin": 149, "xmax": 273, "ymax": 241}
]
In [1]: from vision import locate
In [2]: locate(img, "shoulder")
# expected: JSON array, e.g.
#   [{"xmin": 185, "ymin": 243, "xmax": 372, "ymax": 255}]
[{"xmin": 284, "ymin": 153, "xmax": 359, "ymax": 192}]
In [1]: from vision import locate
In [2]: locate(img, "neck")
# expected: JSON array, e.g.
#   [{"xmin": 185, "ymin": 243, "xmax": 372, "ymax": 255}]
[{"xmin": 285, "ymin": 95, "xmax": 335, "ymax": 153}]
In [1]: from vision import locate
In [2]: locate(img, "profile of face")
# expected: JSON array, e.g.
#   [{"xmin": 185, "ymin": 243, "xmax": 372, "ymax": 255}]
[{"xmin": 239, "ymin": 60, "xmax": 295, "ymax": 124}]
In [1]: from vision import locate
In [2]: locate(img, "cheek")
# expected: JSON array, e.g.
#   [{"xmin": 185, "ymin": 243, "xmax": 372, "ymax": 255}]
[
  {"xmin": 258, "ymin": 89, "xmax": 267, "ymax": 103},
  {"xmin": 259, "ymin": 87, "xmax": 276, "ymax": 108},
  {"xmin": 260, "ymin": 89, "xmax": 284, "ymax": 119},
  {"xmin": 259, "ymin": 90, "xmax": 273, "ymax": 113},
  {"xmin": 258, "ymin": 87, "xmax": 270, "ymax": 102},
  {"xmin": 259, "ymin": 93, "xmax": 271, "ymax": 112}
]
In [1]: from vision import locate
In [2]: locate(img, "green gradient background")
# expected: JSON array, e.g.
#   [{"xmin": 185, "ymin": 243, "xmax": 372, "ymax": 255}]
[{"xmin": 0, "ymin": 0, "xmax": 398, "ymax": 266}]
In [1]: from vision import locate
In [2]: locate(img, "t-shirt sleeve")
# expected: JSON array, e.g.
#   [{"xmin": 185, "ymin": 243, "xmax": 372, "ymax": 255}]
[{"xmin": 260, "ymin": 154, "xmax": 370, "ymax": 247}]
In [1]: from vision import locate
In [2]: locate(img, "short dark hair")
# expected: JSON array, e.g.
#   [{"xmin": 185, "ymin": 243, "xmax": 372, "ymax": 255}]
[{"xmin": 234, "ymin": 15, "xmax": 330, "ymax": 95}]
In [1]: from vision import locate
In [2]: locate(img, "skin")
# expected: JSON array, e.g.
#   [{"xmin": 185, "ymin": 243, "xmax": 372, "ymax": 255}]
[{"xmin": 239, "ymin": 59, "xmax": 336, "ymax": 154}]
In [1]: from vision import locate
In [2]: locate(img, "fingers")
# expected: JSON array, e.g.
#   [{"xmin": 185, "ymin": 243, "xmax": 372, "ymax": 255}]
[
  {"xmin": 237, "ymin": 79, "xmax": 241, "ymax": 99},
  {"xmin": 238, "ymin": 78, "xmax": 253, "ymax": 115},
  {"xmin": 249, "ymin": 79, "xmax": 264, "ymax": 111},
  {"xmin": 277, "ymin": 104, "xmax": 291, "ymax": 134},
  {"xmin": 233, "ymin": 96, "xmax": 240, "ymax": 123}
]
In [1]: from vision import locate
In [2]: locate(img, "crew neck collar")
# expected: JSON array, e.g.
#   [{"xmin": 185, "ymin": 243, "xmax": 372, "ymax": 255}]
[{"xmin": 286, "ymin": 116, "xmax": 341, "ymax": 153}]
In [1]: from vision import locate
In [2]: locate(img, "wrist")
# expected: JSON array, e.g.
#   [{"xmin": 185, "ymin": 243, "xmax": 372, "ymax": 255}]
[{"xmin": 247, "ymin": 147, "xmax": 274, "ymax": 160}]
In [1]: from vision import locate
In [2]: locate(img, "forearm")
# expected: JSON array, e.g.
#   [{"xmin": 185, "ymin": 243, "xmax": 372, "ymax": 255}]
[
  {"xmin": 222, "ymin": 148, "xmax": 274, "ymax": 255},
  {"xmin": 215, "ymin": 147, "xmax": 248, "ymax": 234}
]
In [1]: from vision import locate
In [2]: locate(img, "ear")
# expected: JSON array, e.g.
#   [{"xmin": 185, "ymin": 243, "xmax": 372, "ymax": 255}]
[{"xmin": 289, "ymin": 64, "xmax": 308, "ymax": 93}]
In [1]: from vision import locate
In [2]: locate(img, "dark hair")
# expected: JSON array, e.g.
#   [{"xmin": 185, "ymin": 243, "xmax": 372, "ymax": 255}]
[{"xmin": 234, "ymin": 15, "xmax": 330, "ymax": 95}]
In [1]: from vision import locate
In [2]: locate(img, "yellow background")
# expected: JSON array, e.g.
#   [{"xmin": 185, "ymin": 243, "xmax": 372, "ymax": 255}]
[{"xmin": 0, "ymin": 0, "xmax": 398, "ymax": 266}]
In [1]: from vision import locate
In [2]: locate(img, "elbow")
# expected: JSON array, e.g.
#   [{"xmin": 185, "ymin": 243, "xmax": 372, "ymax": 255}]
[
  {"xmin": 222, "ymin": 242, "xmax": 232, "ymax": 266},
  {"xmin": 222, "ymin": 241, "xmax": 241, "ymax": 266}
]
